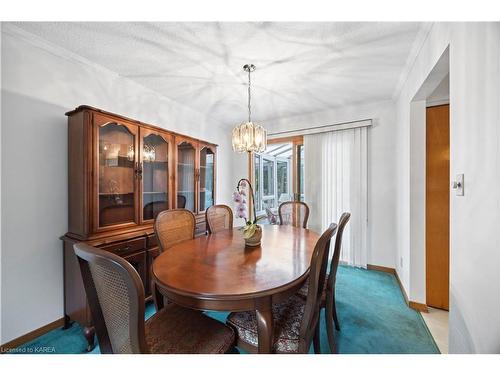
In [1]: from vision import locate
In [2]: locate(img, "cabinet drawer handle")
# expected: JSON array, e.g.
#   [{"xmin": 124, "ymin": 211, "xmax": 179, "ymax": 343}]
[{"xmin": 116, "ymin": 246, "xmax": 131, "ymax": 254}]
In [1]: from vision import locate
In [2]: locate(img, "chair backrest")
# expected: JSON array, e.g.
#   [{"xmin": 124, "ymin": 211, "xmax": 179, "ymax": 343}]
[
  {"xmin": 299, "ymin": 223, "xmax": 338, "ymax": 352},
  {"xmin": 73, "ymin": 242, "xmax": 147, "ymax": 354},
  {"xmin": 326, "ymin": 212, "xmax": 351, "ymax": 292},
  {"xmin": 206, "ymin": 204, "xmax": 233, "ymax": 234},
  {"xmin": 155, "ymin": 209, "xmax": 195, "ymax": 252},
  {"xmin": 177, "ymin": 194, "xmax": 186, "ymax": 209},
  {"xmin": 278, "ymin": 201, "xmax": 310, "ymax": 228}
]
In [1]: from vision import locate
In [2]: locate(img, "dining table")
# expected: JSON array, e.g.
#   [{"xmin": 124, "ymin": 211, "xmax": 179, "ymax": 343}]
[{"xmin": 151, "ymin": 224, "xmax": 320, "ymax": 353}]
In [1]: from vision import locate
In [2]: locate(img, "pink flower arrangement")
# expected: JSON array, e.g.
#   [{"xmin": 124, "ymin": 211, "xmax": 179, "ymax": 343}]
[
  {"xmin": 233, "ymin": 190, "xmax": 248, "ymax": 220},
  {"xmin": 232, "ymin": 191, "xmax": 243, "ymax": 204},
  {"xmin": 234, "ymin": 178, "xmax": 266, "ymax": 241}
]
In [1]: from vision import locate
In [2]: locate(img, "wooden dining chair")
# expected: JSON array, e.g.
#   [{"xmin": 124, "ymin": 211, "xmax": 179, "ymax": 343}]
[
  {"xmin": 73, "ymin": 242, "xmax": 235, "ymax": 353},
  {"xmin": 206, "ymin": 204, "xmax": 233, "ymax": 234},
  {"xmin": 154, "ymin": 209, "xmax": 195, "ymax": 253},
  {"xmin": 226, "ymin": 223, "xmax": 338, "ymax": 354},
  {"xmin": 297, "ymin": 212, "xmax": 351, "ymax": 353},
  {"xmin": 278, "ymin": 201, "xmax": 310, "ymax": 229}
]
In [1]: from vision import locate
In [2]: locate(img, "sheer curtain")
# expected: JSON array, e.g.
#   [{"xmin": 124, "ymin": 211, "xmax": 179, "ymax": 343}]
[{"xmin": 304, "ymin": 127, "xmax": 368, "ymax": 267}]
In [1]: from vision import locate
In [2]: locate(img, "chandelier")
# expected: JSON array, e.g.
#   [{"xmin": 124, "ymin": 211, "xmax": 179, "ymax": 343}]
[{"xmin": 232, "ymin": 64, "xmax": 267, "ymax": 153}]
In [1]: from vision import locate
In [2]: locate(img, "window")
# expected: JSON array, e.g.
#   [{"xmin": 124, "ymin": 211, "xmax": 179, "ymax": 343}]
[
  {"xmin": 298, "ymin": 144, "xmax": 304, "ymax": 201},
  {"xmin": 263, "ymin": 158, "xmax": 274, "ymax": 196},
  {"xmin": 277, "ymin": 159, "xmax": 289, "ymax": 199},
  {"xmin": 252, "ymin": 142, "xmax": 295, "ymax": 213},
  {"xmin": 262, "ymin": 157, "xmax": 275, "ymax": 209},
  {"xmin": 254, "ymin": 154, "xmax": 261, "ymax": 212}
]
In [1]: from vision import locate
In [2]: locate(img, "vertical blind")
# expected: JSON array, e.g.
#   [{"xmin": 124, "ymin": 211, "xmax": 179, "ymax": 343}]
[{"xmin": 304, "ymin": 127, "xmax": 368, "ymax": 268}]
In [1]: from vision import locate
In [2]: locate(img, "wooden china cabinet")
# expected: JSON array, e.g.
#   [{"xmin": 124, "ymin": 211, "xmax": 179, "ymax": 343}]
[{"xmin": 61, "ymin": 106, "xmax": 217, "ymax": 351}]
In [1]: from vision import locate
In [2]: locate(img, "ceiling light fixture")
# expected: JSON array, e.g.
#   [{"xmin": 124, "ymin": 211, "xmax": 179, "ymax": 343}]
[{"xmin": 232, "ymin": 64, "xmax": 267, "ymax": 154}]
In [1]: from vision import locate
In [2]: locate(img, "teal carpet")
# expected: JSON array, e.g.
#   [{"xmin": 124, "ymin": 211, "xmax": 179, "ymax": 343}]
[{"xmin": 12, "ymin": 266, "xmax": 439, "ymax": 354}]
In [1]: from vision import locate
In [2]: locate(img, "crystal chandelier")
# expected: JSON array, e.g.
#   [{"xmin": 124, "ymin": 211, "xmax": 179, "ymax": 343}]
[{"xmin": 232, "ymin": 64, "xmax": 267, "ymax": 153}]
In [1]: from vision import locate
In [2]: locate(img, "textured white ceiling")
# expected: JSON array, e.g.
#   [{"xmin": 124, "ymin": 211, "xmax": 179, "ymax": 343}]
[{"xmin": 12, "ymin": 22, "xmax": 422, "ymax": 127}]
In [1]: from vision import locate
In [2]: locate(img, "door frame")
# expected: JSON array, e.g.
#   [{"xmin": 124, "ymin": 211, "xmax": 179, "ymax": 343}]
[{"xmin": 407, "ymin": 47, "xmax": 450, "ymax": 309}]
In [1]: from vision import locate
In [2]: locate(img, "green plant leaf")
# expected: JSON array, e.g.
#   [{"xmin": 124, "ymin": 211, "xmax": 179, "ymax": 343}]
[
  {"xmin": 255, "ymin": 215, "xmax": 267, "ymax": 223},
  {"xmin": 243, "ymin": 223, "xmax": 258, "ymax": 239}
]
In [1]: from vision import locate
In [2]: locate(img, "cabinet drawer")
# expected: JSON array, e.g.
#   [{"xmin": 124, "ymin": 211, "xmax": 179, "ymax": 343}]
[
  {"xmin": 195, "ymin": 223, "xmax": 206, "ymax": 235},
  {"xmin": 101, "ymin": 238, "xmax": 146, "ymax": 257},
  {"xmin": 123, "ymin": 250, "xmax": 147, "ymax": 288},
  {"xmin": 147, "ymin": 246, "xmax": 160, "ymax": 259},
  {"xmin": 195, "ymin": 216, "xmax": 207, "ymax": 235},
  {"xmin": 146, "ymin": 234, "xmax": 157, "ymax": 248}
]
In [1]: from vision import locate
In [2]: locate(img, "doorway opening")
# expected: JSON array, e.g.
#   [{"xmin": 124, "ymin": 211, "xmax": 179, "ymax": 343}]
[
  {"xmin": 409, "ymin": 48, "xmax": 450, "ymax": 353},
  {"xmin": 250, "ymin": 136, "xmax": 304, "ymax": 222}
]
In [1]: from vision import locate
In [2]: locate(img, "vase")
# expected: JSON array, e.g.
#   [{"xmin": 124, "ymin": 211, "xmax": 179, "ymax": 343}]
[{"xmin": 245, "ymin": 225, "xmax": 262, "ymax": 247}]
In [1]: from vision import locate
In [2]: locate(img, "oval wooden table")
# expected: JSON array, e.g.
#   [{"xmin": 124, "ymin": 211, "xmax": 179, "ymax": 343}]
[{"xmin": 152, "ymin": 224, "xmax": 320, "ymax": 353}]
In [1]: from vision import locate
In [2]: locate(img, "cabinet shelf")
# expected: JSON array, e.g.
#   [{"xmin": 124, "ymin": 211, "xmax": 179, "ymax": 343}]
[
  {"xmin": 143, "ymin": 160, "xmax": 168, "ymax": 165},
  {"xmin": 99, "ymin": 192, "xmax": 134, "ymax": 196}
]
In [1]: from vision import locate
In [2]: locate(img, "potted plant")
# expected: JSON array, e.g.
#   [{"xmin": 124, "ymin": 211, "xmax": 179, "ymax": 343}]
[{"xmin": 233, "ymin": 178, "xmax": 265, "ymax": 246}]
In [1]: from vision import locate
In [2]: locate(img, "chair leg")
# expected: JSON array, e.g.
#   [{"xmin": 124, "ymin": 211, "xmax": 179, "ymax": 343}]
[
  {"xmin": 226, "ymin": 346, "xmax": 240, "ymax": 354},
  {"xmin": 313, "ymin": 322, "xmax": 321, "ymax": 354},
  {"xmin": 331, "ymin": 291, "xmax": 340, "ymax": 331},
  {"xmin": 325, "ymin": 300, "xmax": 337, "ymax": 353},
  {"xmin": 151, "ymin": 280, "xmax": 164, "ymax": 311}
]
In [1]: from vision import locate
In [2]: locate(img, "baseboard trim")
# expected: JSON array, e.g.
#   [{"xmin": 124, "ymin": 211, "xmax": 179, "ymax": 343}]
[
  {"xmin": 367, "ymin": 264, "xmax": 396, "ymax": 275},
  {"xmin": 367, "ymin": 264, "xmax": 428, "ymax": 313},
  {"xmin": 409, "ymin": 301, "xmax": 429, "ymax": 312},
  {"xmin": 392, "ymin": 267, "xmax": 410, "ymax": 304},
  {"xmin": 0, "ymin": 317, "xmax": 65, "ymax": 353}
]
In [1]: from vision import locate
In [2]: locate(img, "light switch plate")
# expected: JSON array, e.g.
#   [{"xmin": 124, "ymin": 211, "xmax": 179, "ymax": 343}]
[{"xmin": 454, "ymin": 174, "xmax": 464, "ymax": 196}]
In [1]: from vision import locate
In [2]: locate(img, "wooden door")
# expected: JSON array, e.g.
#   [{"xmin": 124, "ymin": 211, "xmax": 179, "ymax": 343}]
[{"xmin": 426, "ymin": 104, "xmax": 450, "ymax": 310}]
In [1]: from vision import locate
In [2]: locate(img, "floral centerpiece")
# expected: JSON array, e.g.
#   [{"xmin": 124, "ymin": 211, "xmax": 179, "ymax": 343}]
[{"xmin": 233, "ymin": 178, "xmax": 265, "ymax": 246}]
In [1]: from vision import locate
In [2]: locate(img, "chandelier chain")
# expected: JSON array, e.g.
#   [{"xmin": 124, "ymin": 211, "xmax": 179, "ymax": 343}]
[
  {"xmin": 247, "ymin": 68, "xmax": 252, "ymax": 123},
  {"xmin": 232, "ymin": 63, "xmax": 266, "ymax": 154}
]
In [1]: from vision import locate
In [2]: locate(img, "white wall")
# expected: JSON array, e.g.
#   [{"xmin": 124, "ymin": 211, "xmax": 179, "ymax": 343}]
[
  {"xmin": 427, "ymin": 74, "xmax": 450, "ymax": 106},
  {"xmin": 266, "ymin": 100, "xmax": 398, "ymax": 268},
  {"xmin": 0, "ymin": 25, "xmax": 240, "ymax": 344},
  {"xmin": 395, "ymin": 22, "xmax": 500, "ymax": 353}
]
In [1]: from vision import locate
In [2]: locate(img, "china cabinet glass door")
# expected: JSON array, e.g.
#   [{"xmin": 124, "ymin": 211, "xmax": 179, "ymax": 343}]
[
  {"xmin": 141, "ymin": 132, "xmax": 169, "ymax": 221},
  {"xmin": 98, "ymin": 122, "xmax": 137, "ymax": 227},
  {"xmin": 177, "ymin": 141, "xmax": 196, "ymax": 212},
  {"xmin": 199, "ymin": 146, "xmax": 215, "ymax": 212}
]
